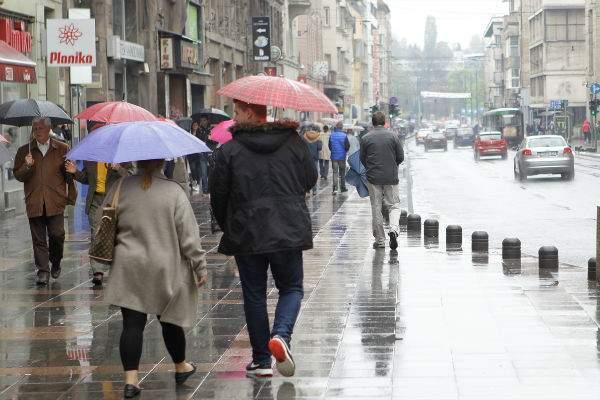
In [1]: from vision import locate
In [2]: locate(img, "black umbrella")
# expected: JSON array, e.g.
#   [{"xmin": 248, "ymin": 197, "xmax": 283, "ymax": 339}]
[
  {"xmin": 0, "ymin": 99, "xmax": 73, "ymax": 127},
  {"xmin": 190, "ymin": 108, "xmax": 230, "ymax": 125},
  {"xmin": 175, "ymin": 117, "xmax": 193, "ymax": 132}
]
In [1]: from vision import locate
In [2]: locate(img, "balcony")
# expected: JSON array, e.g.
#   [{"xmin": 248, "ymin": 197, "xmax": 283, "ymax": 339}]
[
  {"xmin": 324, "ymin": 70, "xmax": 346, "ymax": 92},
  {"xmin": 289, "ymin": 0, "xmax": 311, "ymax": 20}
]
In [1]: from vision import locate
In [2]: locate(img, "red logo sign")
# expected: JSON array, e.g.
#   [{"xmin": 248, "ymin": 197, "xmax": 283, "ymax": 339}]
[{"xmin": 58, "ymin": 24, "xmax": 83, "ymax": 46}]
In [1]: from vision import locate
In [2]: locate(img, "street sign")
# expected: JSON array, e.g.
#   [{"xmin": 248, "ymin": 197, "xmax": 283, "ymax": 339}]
[
  {"xmin": 549, "ymin": 99, "xmax": 567, "ymax": 110},
  {"xmin": 591, "ymin": 83, "xmax": 600, "ymax": 94},
  {"xmin": 46, "ymin": 19, "xmax": 96, "ymax": 67},
  {"xmin": 252, "ymin": 17, "xmax": 271, "ymax": 62},
  {"xmin": 389, "ymin": 96, "xmax": 398, "ymax": 105}
]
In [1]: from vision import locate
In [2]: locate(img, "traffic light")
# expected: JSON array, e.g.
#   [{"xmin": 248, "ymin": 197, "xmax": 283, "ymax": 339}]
[
  {"xmin": 370, "ymin": 104, "xmax": 379, "ymax": 116},
  {"xmin": 590, "ymin": 99, "xmax": 599, "ymax": 117},
  {"xmin": 389, "ymin": 104, "xmax": 399, "ymax": 118}
]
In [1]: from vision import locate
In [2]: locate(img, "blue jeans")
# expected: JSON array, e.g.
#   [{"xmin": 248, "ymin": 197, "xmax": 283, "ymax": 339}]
[
  {"xmin": 194, "ymin": 158, "xmax": 209, "ymax": 193},
  {"xmin": 319, "ymin": 159, "xmax": 329, "ymax": 178},
  {"xmin": 235, "ymin": 250, "xmax": 304, "ymax": 365}
]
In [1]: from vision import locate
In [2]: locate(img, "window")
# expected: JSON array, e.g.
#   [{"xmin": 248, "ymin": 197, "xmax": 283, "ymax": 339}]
[
  {"xmin": 495, "ymin": 59, "xmax": 503, "ymax": 72},
  {"xmin": 530, "ymin": 45, "xmax": 543, "ymax": 74},
  {"xmin": 324, "ymin": 7, "xmax": 330, "ymax": 27},
  {"xmin": 186, "ymin": 3, "xmax": 201, "ymax": 41},
  {"xmin": 112, "ymin": 0, "xmax": 123, "ymax": 37},
  {"xmin": 112, "ymin": 0, "xmax": 137, "ymax": 41},
  {"xmin": 545, "ymin": 9, "xmax": 584, "ymax": 41},
  {"xmin": 494, "ymin": 34, "xmax": 501, "ymax": 46},
  {"xmin": 511, "ymin": 68, "xmax": 520, "ymax": 88}
]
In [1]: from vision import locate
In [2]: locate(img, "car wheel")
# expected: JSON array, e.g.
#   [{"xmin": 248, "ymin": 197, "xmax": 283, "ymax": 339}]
[
  {"xmin": 501, "ymin": 152, "xmax": 508, "ymax": 160},
  {"xmin": 424, "ymin": 145, "xmax": 429, "ymax": 152},
  {"xmin": 474, "ymin": 151, "xmax": 480, "ymax": 161},
  {"xmin": 562, "ymin": 168, "xmax": 575, "ymax": 181},
  {"xmin": 518, "ymin": 163, "xmax": 526, "ymax": 181},
  {"xmin": 513, "ymin": 164, "xmax": 519, "ymax": 180}
]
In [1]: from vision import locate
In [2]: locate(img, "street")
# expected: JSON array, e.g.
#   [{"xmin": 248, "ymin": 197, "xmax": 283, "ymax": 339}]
[{"xmin": 408, "ymin": 141, "xmax": 600, "ymax": 267}]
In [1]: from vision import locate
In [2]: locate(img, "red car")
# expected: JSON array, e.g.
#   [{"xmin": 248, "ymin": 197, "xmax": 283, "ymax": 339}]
[{"xmin": 474, "ymin": 131, "xmax": 508, "ymax": 160}]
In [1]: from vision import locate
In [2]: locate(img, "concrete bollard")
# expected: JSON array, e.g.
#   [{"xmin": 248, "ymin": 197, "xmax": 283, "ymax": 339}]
[
  {"xmin": 472, "ymin": 231, "xmax": 489, "ymax": 253},
  {"xmin": 539, "ymin": 246, "xmax": 559, "ymax": 269},
  {"xmin": 407, "ymin": 214, "xmax": 421, "ymax": 233},
  {"xmin": 588, "ymin": 258, "xmax": 596, "ymax": 281},
  {"xmin": 502, "ymin": 238, "xmax": 521, "ymax": 260},
  {"xmin": 424, "ymin": 219, "xmax": 439, "ymax": 238},
  {"xmin": 399, "ymin": 210, "xmax": 408, "ymax": 226},
  {"xmin": 446, "ymin": 225, "xmax": 462, "ymax": 250}
]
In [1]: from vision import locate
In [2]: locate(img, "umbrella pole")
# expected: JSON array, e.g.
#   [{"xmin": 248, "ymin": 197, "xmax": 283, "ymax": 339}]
[{"xmin": 0, "ymin": 166, "xmax": 5, "ymax": 212}]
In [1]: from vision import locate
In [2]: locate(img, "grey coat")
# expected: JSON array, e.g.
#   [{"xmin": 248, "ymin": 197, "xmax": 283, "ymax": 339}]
[
  {"xmin": 102, "ymin": 173, "xmax": 206, "ymax": 328},
  {"xmin": 359, "ymin": 127, "xmax": 404, "ymax": 185}
]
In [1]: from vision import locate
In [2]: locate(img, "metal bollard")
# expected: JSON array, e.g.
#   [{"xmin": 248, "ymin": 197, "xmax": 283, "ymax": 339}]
[
  {"xmin": 424, "ymin": 219, "xmax": 439, "ymax": 238},
  {"xmin": 407, "ymin": 214, "xmax": 421, "ymax": 233},
  {"xmin": 472, "ymin": 231, "xmax": 489, "ymax": 253},
  {"xmin": 539, "ymin": 246, "xmax": 559, "ymax": 269},
  {"xmin": 446, "ymin": 225, "xmax": 462, "ymax": 250},
  {"xmin": 399, "ymin": 210, "xmax": 408, "ymax": 226},
  {"xmin": 588, "ymin": 258, "xmax": 596, "ymax": 281},
  {"xmin": 502, "ymin": 238, "xmax": 521, "ymax": 260}
]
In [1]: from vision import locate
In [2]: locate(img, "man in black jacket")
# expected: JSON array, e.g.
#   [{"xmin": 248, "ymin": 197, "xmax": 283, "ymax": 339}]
[
  {"xmin": 210, "ymin": 100, "xmax": 317, "ymax": 379},
  {"xmin": 360, "ymin": 111, "xmax": 404, "ymax": 250}
]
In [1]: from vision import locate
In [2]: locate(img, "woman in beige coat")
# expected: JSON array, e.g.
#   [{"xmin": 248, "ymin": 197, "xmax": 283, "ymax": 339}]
[
  {"xmin": 101, "ymin": 159, "xmax": 207, "ymax": 398},
  {"xmin": 319, "ymin": 125, "xmax": 332, "ymax": 179}
]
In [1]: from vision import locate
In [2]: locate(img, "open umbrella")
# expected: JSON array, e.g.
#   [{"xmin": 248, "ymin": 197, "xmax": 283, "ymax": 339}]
[
  {"xmin": 210, "ymin": 120, "xmax": 234, "ymax": 145},
  {"xmin": 74, "ymin": 101, "xmax": 158, "ymax": 123},
  {"xmin": 0, "ymin": 135, "xmax": 8, "ymax": 144},
  {"xmin": 191, "ymin": 108, "xmax": 230, "ymax": 125},
  {"xmin": 67, "ymin": 121, "xmax": 211, "ymax": 164},
  {"xmin": 321, "ymin": 117, "xmax": 342, "ymax": 126},
  {"xmin": 217, "ymin": 75, "xmax": 337, "ymax": 114},
  {"xmin": 0, "ymin": 99, "xmax": 73, "ymax": 127},
  {"xmin": 175, "ymin": 117, "xmax": 193, "ymax": 132}
]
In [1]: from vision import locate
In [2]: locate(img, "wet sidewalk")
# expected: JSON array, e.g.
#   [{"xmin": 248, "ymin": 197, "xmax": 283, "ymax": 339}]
[{"xmin": 1, "ymin": 173, "xmax": 600, "ymax": 399}]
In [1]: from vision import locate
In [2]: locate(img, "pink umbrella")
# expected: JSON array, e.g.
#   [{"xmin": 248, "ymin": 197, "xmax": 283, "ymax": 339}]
[{"xmin": 210, "ymin": 120, "xmax": 235, "ymax": 145}]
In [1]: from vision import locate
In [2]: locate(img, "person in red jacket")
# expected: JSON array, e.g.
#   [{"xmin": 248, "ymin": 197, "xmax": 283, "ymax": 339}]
[{"xmin": 582, "ymin": 119, "xmax": 591, "ymax": 144}]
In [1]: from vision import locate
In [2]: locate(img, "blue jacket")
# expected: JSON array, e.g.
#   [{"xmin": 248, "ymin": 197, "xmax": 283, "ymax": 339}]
[{"xmin": 329, "ymin": 129, "xmax": 350, "ymax": 161}]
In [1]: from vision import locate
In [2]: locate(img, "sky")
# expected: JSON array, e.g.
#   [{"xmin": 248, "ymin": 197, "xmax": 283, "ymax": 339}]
[{"xmin": 387, "ymin": 0, "xmax": 509, "ymax": 48}]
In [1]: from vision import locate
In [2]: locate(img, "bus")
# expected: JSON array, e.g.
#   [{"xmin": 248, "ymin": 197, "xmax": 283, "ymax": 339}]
[{"xmin": 482, "ymin": 108, "xmax": 524, "ymax": 146}]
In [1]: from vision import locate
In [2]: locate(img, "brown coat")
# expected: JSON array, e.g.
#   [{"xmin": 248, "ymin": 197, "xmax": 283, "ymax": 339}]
[{"xmin": 13, "ymin": 139, "xmax": 71, "ymax": 218}]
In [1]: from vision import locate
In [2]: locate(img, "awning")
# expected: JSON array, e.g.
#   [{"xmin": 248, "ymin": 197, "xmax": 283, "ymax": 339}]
[{"xmin": 0, "ymin": 40, "xmax": 36, "ymax": 84}]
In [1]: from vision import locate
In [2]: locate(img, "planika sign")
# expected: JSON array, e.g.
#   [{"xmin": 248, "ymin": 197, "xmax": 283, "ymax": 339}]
[{"xmin": 46, "ymin": 19, "xmax": 96, "ymax": 67}]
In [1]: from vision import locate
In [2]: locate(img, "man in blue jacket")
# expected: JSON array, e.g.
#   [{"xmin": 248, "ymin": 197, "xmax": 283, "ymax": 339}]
[{"xmin": 328, "ymin": 121, "xmax": 350, "ymax": 195}]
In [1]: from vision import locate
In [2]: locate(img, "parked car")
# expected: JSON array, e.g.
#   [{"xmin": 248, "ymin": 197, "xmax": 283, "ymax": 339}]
[
  {"xmin": 444, "ymin": 126, "xmax": 458, "ymax": 140},
  {"xmin": 454, "ymin": 127, "xmax": 474, "ymax": 148},
  {"xmin": 473, "ymin": 131, "xmax": 507, "ymax": 160},
  {"xmin": 416, "ymin": 129, "xmax": 431, "ymax": 145},
  {"xmin": 424, "ymin": 132, "xmax": 448, "ymax": 152},
  {"xmin": 513, "ymin": 135, "xmax": 574, "ymax": 181}
]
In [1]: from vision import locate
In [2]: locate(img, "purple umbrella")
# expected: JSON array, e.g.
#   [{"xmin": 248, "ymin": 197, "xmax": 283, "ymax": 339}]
[{"xmin": 67, "ymin": 121, "xmax": 211, "ymax": 163}]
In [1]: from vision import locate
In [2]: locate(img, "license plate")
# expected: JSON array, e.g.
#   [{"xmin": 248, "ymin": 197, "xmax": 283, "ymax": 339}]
[{"xmin": 538, "ymin": 151, "xmax": 558, "ymax": 157}]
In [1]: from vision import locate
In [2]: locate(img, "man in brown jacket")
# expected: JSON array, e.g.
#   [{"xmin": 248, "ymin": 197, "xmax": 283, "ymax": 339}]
[{"xmin": 13, "ymin": 117, "xmax": 71, "ymax": 286}]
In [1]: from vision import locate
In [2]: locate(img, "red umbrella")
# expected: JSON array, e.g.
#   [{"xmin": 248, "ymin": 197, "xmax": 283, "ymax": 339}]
[
  {"xmin": 217, "ymin": 75, "xmax": 338, "ymax": 114},
  {"xmin": 74, "ymin": 101, "xmax": 159, "ymax": 123},
  {"xmin": 0, "ymin": 135, "xmax": 8, "ymax": 144}
]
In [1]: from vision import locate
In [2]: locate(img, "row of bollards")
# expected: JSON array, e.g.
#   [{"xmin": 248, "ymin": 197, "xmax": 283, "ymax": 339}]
[{"xmin": 400, "ymin": 211, "xmax": 566, "ymax": 272}]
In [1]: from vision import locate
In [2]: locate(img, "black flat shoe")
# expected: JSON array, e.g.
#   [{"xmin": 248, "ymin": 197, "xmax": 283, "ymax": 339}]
[
  {"xmin": 50, "ymin": 267, "xmax": 61, "ymax": 279},
  {"xmin": 175, "ymin": 362, "xmax": 197, "ymax": 385},
  {"xmin": 36, "ymin": 271, "xmax": 50, "ymax": 286},
  {"xmin": 123, "ymin": 384, "xmax": 141, "ymax": 398},
  {"xmin": 92, "ymin": 273, "xmax": 103, "ymax": 286}
]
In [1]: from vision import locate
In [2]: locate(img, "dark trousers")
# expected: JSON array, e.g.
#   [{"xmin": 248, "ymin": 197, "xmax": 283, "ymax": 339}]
[
  {"xmin": 28, "ymin": 208, "xmax": 65, "ymax": 272},
  {"xmin": 319, "ymin": 159, "xmax": 329, "ymax": 178},
  {"xmin": 235, "ymin": 250, "xmax": 304, "ymax": 365},
  {"xmin": 193, "ymin": 158, "xmax": 209, "ymax": 194},
  {"xmin": 120, "ymin": 308, "xmax": 186, "ymax": 371},
  {"xmin": 331, "ymin": 159, "xmax": 347, "ymax": 191}
]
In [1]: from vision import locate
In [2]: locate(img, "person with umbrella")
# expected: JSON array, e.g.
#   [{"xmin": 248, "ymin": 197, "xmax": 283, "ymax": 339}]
[
  {"xmin": 64, "ymin": 121, "xmax": 132, "ymax": 286},
  {"xmin": 190, "ymin": 117, "xmax": 216, "ymax": 195},
  {"xmin": 13, "ymin": 117, "xmax": 73, "ymax": 285},
  {"xmin": 209, "ymin": 100, "xmax": 318, "ymax": 378},
  {"xmin": 329, "ymin": 120, "xmax": 350, "ymax": 195}
]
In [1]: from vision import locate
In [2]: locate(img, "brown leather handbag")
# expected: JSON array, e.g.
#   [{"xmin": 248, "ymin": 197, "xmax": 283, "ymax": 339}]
[{"xmin": 88, "ymin": 178, "xmax": 125, "ymax": 264}]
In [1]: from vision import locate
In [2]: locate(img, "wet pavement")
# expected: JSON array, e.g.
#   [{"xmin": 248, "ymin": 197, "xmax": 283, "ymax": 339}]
[{"xmin": 1, "ymin": 158, "xmax": 600, "ymax": 399}]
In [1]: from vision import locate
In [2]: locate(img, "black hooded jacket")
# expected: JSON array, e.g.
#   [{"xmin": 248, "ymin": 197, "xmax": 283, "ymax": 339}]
[{"xmin": 209, "ymin": 120, "xmax": 318, "ymax": 256}]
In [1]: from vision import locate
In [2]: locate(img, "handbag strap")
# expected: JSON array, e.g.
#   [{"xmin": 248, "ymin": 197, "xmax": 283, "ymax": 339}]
[{"xmin": 111, "ymin": 178, "xmax": 125, "ymax": 209}]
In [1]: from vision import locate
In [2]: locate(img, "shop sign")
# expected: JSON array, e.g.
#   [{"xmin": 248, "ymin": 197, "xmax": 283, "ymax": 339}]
[
  {"xmin": 0, "ymin": 64, "xmax": 36, "ymax": 83},
  {"xmin": 46, "ymin": 19, "xmax": 96, "ymax": 67},
  {"xmin": 0, "ymin": 18, "xmax": 32, "ymax": 53},
  {"xmin": 160, "ymin": 38, "xmax": 174, "ymax": 69},
  {"xmin": 252, "ymin": 17, "xmax": 271, "ymax": 61},
  {"xmin": 179, "ymin": 41, "xmax": 199, "ymax": 69},
  {"xmin": 108, "ymin": 36, "xmax": 145, "ymax": 62}
]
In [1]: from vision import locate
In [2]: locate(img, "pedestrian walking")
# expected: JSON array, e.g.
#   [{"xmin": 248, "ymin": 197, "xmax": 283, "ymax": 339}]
[
  {"xmin": 13, "ymin": 117, "xmax": 72, "ymax": 285},
  {"xmin": 187, "ymin": 121, "xmax": 201, "ymax": 192},
  {"xmin": 164, "ymin": 157, "xmax": 191, "ymax": 198},
  {"xmin": 329, "ymin": 121, "xmax": 350, "ymax": 195},
  {"xmin": 210, "ymin": 99, "xmax": 317, "ymax": 378},
  {"xmin": 65, "ymin": 121, "xmax": 131, "ymax": 287},
  {"xmin": 319, "ymin": 125, "xmax": 331, "ymax": 180},
  {"xmin": 360, "ymin": 112, "xmax": 405, "ymax": 250},
  {"xmin": 194, "ymin": 117, "xmax": 213, "ymax": 195},
  {"xmin": 303, "ymin": 124, "xmax": 322, "ymax": 196},
  {"xmin": 101, "ymin": 159, "xmax": 207, "ymax": 398},
  {"xmin": 582, "ymin": 118, "xmax": 591, "ymax": 144}
]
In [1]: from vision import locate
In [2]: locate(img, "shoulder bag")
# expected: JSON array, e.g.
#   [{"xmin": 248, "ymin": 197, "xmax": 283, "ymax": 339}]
[{"xmin": 88, "ymin": 178, "xmax": 125, "ymax": 264}]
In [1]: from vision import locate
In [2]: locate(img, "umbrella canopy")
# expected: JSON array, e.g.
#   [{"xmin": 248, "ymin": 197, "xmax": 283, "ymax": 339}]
[
  {"xmin": 175, "ymin": 117, "xmax": 193, "ymax": 132},
  {"xmin": 0, "ymin": 135, "xmax": 8, "ymax": 144},
  {"xmin": 191, "ymin": 108, "xmax": 230, "ymax": 125},
  {"xmin": 210, "ymin": 120, "xmax": 234, "ymax": 145},
  {"xmin": 0, "ymin": 99, "xmax": 73, "ymax": 127},
  {"xmin": 74, "ymin": 101, "xmax": 158, "ymax": 123},
  {"xmin": 157, "ymin": 117, "xmax": 178, "ymax": 126},
  {"xmin": 67, "ymin": 121, "xmax": 211, "ymax": 164},
  {"xmin": 217, "ymin": 75, "xmax": 338, "ymax": 114},
  {"xmin": 321, "ymin": 117, "xmax": 342, "ymax": 126}
]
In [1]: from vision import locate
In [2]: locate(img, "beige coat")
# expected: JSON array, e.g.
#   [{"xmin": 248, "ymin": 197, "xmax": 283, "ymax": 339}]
[
  {"xmin": 319, "ymin": 131, "xmax": 331, "ymax": 160},
  {"xmin": 103, "ymin": 173, "xmax": 206, "ymax": 328}
]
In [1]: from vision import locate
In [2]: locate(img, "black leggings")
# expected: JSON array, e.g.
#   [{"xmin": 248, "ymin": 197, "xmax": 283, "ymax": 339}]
[{"xmin": 120, "ymin": 307, "xmax": 186, "ymax": 371}]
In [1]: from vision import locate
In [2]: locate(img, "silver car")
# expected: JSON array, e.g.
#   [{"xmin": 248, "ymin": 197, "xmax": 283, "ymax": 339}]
[{"xmin": 513, "ymin": 135, "xmax": 574, "ymax": 181}]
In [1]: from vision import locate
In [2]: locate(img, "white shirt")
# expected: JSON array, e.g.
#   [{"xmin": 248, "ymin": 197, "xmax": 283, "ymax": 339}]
[{"xmin": 37, "ymin": 140, "xmax": 50, "ymax": 157}]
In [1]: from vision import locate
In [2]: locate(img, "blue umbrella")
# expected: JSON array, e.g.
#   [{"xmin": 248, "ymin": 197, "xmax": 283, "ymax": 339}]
[{"xmin": 67, "ymin": 121, "xmax": 211, "ymax": 163}]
